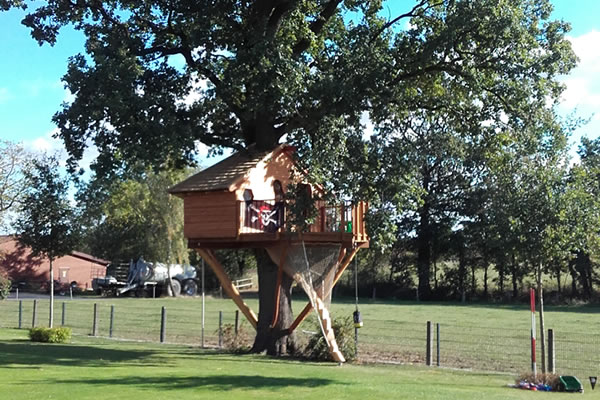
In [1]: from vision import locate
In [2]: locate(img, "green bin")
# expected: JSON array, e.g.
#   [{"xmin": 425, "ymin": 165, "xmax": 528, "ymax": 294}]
[{"xmin": 559, "ymin": 376, "xmax": 583, "ymax": 393}]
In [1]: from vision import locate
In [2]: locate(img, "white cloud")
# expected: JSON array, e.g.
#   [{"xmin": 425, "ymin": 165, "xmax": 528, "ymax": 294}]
[{"xmin": 559, "ymin": 31, "xmax": 600, "ymax": 110}]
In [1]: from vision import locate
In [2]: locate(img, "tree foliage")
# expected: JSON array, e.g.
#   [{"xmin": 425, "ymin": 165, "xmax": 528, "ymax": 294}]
[
  {"xmin": 0, "ymin": 140, "xmax": 34, "ymax": 228},
  {"xmin": 16, "ymin": 156, "xmax": 79, "ymax": 262}
]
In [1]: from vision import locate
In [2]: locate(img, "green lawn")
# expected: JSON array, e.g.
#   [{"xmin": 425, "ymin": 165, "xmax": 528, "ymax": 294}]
[
  {"xmin": 1, "ymin": 296, "xmax": 599, "ymax": 379},
  {"xmin": 1, "ymin": 328, "xmax": 595, "ymax": 400}
]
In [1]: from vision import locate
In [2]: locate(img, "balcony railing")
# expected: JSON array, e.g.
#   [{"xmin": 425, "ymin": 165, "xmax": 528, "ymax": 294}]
[{"xmin": 238, "ymin": 199, "xmax": 368, "ymax": 242}]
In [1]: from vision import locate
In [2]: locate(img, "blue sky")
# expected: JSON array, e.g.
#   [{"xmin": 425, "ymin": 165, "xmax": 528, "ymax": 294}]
[{"xmin": 1, "ymin": 0, "xmax": 599, "ymax": 171}]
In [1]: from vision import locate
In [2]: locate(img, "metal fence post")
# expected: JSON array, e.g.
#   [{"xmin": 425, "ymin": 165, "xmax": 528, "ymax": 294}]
[
  {"xmin": 426, "ymin": 321, "xmax": 433, "ymax": 366},
  {"xmin": 18, "ymin": 300, "xmax": 22, "ymax": 329},
  {"xmin": 436, "ymin": 323, "xmax": 440, "ymax": 367},
  {"xmin": 92, "ymin": 303, "xmax": 98, "ymax": 336},
  {"xmin": 234, "ymin": 310, "xmax": 239, "ymax": 336},
  {"xmin": 32, "ymin": 299, "xmax": 37, "ymax": 328},
  {"xmin": 218, "ymin": 311, "xmax": 223, "ymax": 348},
  {"xmin": 548, "ymin": 329, "xmax": 555, "ymax": 374},
  {"xmin": 61, "ymin": 302, "xmax": 66, "ymax": 326},
  {"xmin": 109, "ymin": 305, "xmax": 115, "ymax": 338},
  {"xmin": 160, "ymin": 306, "xmax": 166, "ymax": 343}
]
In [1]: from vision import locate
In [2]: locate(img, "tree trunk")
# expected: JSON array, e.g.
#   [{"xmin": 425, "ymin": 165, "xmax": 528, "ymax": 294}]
[
  {"xmin": 251, "ymin": 249, "xmax": 296, "ymax": 356},
  {"xmin": 416, "ymin": 202, "xmax": 432, "ymax": 300},
  {"xmin": 49, "ymin": 258, "xmax": 54, "ymax": 328}
]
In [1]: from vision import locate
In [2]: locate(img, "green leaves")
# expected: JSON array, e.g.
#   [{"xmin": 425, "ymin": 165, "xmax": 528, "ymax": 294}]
[{"xmin": 16, "ymin": 156, "xmax": 79, "ymax": 261}]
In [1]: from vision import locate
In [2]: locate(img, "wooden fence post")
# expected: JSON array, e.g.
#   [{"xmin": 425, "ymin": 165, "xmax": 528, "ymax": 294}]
[
  {"xmin": 109, "ymin": 305, "xmax": 115, "ymax": 338},
  {"xmin": 32, "ymin": 300, "xmax": 37, "ymax": 328},
  {"xmin": 92, "ymin": 303, "xmax": 98, "ymax": 336},
  {"xmin": 548, "ymin": 329, "xmax": 555, "ymax": 374},
  {"xmin": 219, "ymin": 311, "xmax": 223, "ymax": 348},
  {"xmin": 235, "ymin": 310, "xmax": 239, "ymax": 336},
  {"xmin": 160, "ymin": 306, "xmax": 166, "ymax": 343},
  {"xmin": 426, "ymin": 321, "xmax": 433, "ymax": 366},
  {"xmin": 436, "ymin": 323, "xmax": 440, "ymax": 367}
]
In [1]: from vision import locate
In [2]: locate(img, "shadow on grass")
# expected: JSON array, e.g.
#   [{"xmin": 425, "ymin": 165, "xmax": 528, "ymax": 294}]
[
  {"xmin": 0, "ymin": 341, "xmax": 160, "ymax": 368},
  {"xmin": 50, "ymin": 374, "xmax": 337, "ymax": 391}
]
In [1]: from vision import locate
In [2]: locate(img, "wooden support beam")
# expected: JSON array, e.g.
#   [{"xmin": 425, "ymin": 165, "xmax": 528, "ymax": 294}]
[
  {"xmin": 287, "ymin": 246, "xmax": 360, "ymax": 333},
  {"xmin": 196, "ymin": 248, "xmax": 258, "ymax": 329}
]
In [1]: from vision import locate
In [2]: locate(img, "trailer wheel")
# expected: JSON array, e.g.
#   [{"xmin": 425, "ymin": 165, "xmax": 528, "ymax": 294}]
[
  {"xmin": 167, "ymin": 279, "xmax": 181, "ymax": 297},
  {"xmin": 182, "ymin": 279, "xmax": 198, "ymax": 296}
]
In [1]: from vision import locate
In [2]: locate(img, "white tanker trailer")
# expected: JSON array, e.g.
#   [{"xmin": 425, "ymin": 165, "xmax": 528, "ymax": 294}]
[{"xmin": 93, "ymin": 257, "xmax": 199, "ymax": 297}]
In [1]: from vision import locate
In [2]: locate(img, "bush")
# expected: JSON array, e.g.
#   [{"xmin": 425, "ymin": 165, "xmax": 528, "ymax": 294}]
[
  {"xmin": 220, "ymin": 322, "xmax": 253, "ymax": 353},
  {"xmin": 0, "ymin": 270, "xmax": 11, "ymax": 300},
  {"xmin": 29, "ymin": 327, "xmax": 72, "ymax": 343},
  {"xmin": 302, "ymin": 315, "xmax": 357, "ymax": 362}
]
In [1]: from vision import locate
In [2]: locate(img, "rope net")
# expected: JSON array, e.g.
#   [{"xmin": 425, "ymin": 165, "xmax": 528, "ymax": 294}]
[{"xmin": 267, "ymin": 242, "xmax": 345, "ymax": 362}]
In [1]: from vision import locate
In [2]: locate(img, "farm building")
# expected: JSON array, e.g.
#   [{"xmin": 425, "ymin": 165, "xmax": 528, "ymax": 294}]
[{"xmin": 0, "ymin": 236, "xmax": 108, "ymax": 290}]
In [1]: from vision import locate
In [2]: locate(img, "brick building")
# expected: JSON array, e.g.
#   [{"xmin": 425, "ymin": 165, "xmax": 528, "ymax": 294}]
[{"xmin": 0, "ymin": 236, "xmax": 108, "ymax": 290}]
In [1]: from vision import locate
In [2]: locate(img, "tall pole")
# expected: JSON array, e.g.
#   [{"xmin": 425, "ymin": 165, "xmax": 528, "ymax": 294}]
[
  {"xmin": 530, "ymin": 287, "xmax": 537, "ymax": 376},
  {"xmin": 201, "ymin": 258, "xmax": 205, "ymax": 348},
  {"xmin": 49, "ymin": 258, "xmax": 54, "ymax": 328}
]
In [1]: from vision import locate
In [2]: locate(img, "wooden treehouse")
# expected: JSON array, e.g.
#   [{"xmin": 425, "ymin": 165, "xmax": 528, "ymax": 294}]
[{"xmin": 169, "ymin": 144, "xmax": 369, "ymax": 362}]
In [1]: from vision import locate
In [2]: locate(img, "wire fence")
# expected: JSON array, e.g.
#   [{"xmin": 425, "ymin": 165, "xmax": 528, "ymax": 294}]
[{"xmin": 1, "ymin": 298, "xmax": 599, "ymax": 380}]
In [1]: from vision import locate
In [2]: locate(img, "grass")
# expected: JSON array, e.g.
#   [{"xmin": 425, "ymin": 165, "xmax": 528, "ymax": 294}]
[
  {"xmin": 1, "ymin": 295, "xmax": 599, "ymax": 379},
  {"xmin": 1, "ymin": 327, "xmax": 596, "ymax": 400}
]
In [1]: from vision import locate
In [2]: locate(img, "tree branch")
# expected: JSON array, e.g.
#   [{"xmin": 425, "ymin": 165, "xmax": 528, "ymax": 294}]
[{"xmin": 292, "ymin": 0, "xmax": 343, "ymax": 56}]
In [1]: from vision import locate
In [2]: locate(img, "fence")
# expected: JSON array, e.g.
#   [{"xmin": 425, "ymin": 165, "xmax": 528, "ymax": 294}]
[{"xmin": 1, "ymin": 298, "xmax": 598, "ymax": 379}]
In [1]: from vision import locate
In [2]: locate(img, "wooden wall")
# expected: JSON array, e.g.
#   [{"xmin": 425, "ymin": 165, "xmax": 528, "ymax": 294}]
[
  {"xmin": 183, "ymin": 191, "xmax": 238, "ymax": 238},
  {"xmin": 233, "ymin": 150, "xmax": 294, "ymax": 200}
]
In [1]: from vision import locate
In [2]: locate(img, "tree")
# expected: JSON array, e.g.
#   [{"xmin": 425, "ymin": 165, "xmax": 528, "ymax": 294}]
[
  {"xmin": 15, "ymin": 156, "xmax": 79, "ymax": 327},
  {"xmin": 0, "ymin": 140, "xmax": 33, "ymax": 228},
  {"xmin": 7, "ymin": 0, "xmax": 576, "ymax": 352},
  {"xmin": 78, "ymin": 167, "xmax": 190, "ymax": 264}
]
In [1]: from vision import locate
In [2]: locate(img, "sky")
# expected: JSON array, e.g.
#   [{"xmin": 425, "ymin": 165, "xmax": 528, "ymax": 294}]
[{"xmin": 0, "ymin": 0, "xmax": 599, "ymax": 173}]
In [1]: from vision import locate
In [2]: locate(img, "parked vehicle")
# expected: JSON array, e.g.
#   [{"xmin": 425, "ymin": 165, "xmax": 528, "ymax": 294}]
[{"xmin": 92, "ymin": 258, "xmax": 199, "ymax": 297}]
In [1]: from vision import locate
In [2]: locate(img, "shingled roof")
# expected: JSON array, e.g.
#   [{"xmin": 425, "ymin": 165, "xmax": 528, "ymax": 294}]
[{"xmin": 169, "ymin": 144, "xmax": 290, "ymax": 195}]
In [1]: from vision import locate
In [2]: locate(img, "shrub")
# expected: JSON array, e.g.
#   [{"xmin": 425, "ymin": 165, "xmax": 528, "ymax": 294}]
[
  {"xmin": 220, "ymin": 322, "xmax": 252, "ymax": 353},
  {"xmin": 302, "ymin": 315, "xmax": 357, "ymax": 362},
  {"xmin": 29, "ymin": 327, "xmax": 72, "ymax": 343},
  {"xmin": 0, "ymin": 270, "xmax": 11, "ymax": 300}
]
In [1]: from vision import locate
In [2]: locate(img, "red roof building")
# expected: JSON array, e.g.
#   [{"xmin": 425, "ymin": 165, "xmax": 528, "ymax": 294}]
[{"xmin": 0, "ymin": 236, "xmax": 108, "ymax": 290}]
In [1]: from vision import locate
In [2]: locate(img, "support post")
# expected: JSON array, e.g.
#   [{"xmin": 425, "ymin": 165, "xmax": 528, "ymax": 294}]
[
  {"xmin": 218, "ymin": 311, "xmax": 223, "ymax": 348},
  {"xmin": 109, "ymin": 305, "xmax": 114, "ymax": 338},
  {"xmin": 61, "ymin": 302, "xmax": 66, "ymax": 326},
  {"xmin": 32, "ymin": 299, "xmax": 37, "ymax": 328},
  {"xmin": 92, "ymin": 303, "xmax": 98, "ymax": 336},
  {"xmin": 426, "ymin": 321, "xmax": 433, "ymax": 366},
  {"xmin": 548, "ymin": 329, "xmax": 555, "ymax": 374},
  {"xmin": 18, "ymin": 300, "xmax": 22, "ymax": 329},
  {"xmin": 436, "ymin": 323, "xmax": 440, "ymax": 367},
  {"xmin": 196, "ymin": 249, "xmax": 258, "ymax": 329},
  {"xmin": 15, "ymin": 287, "xmax": 18, "ymax": 300},
  {"xmin": 160, "ymin": 306, "xmax": 166, "ymax": 343}
]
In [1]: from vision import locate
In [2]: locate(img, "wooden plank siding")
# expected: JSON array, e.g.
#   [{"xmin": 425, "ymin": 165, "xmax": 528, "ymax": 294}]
[{"xmin": 183, "ymin": 192, "xmax": 238, "ymax": 238}]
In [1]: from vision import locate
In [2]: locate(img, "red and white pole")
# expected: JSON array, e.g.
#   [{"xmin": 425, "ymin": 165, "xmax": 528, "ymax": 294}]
[{"xmin": 530, "ymin": 288, "xmax": 537, "ymax": 376}]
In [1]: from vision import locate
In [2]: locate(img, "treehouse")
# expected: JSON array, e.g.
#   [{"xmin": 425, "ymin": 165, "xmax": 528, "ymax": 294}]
[{"xmin": 169, "ymin": 144, "xmax": 369, "ymax": 362}]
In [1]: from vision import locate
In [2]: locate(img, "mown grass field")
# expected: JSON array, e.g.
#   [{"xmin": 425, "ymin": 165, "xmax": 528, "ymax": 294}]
[
  {"xmin": 1, "ymin": 295, "xmax": 599, "ymax": 381},
  {"xmin": 1, "ymin": 327, "xmax": 597, "ymax": 400}
]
